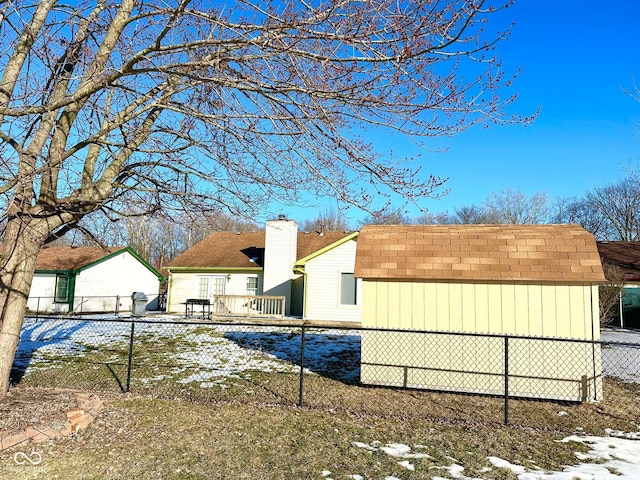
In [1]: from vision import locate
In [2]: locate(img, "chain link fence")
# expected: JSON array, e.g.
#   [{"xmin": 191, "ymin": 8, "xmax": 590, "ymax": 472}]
[
  {"xmin": 10, "ymin": 315, "xmax": 640, "ymax": 425},
  {"xmin": 26, "ymin": 293, "xmax": 162, "ymax": 317}
]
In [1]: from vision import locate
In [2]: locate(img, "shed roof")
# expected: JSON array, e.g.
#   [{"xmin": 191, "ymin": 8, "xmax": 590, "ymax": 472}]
[
  {"xmin": 35, "ymin": 245, "xmax": 120, "ymax": 271},
  {"xmin": 597, "ymin": 241, "xmax": 640, "ymax": 281},
  {"xmin": 354, "ymin": 224, "xmax": 605, "ymax": 283},
  {"xmin": 166, "ymin": 230, "xmax": 353, "ymax": 269}
]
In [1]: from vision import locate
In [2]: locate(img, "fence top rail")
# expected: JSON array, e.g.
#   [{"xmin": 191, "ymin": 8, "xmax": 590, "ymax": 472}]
[{"xmin": 22, "ymin": 314, "xmax": 640, "ymax": 346}]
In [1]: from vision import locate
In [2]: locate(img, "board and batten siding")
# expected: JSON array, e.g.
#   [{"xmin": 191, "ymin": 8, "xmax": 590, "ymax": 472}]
[
  {"xmin": 303, "ymin": 238, "xmax": 361, "ymax": 322},
  {"xmin": 360, "ymin": 280, "xmax": 602, "ymax": 402},
  {"xmin": 361, "ymin": 281, "xmax": 599, "ymax": 339}
]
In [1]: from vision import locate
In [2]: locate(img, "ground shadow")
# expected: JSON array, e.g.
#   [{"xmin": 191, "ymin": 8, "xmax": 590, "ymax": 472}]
[
  {"xmin": 224, "ymin": 330, "xmax": 361, "ymax": 383},
  {"xmin": 10, "ymin": 316, "xmax": 116, "ymax": 386}
]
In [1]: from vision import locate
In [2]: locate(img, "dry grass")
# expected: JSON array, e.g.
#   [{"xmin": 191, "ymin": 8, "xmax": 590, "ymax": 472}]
[{"xmin": 1, "ymin": 375, "xmax": 639, "ymax": 479}]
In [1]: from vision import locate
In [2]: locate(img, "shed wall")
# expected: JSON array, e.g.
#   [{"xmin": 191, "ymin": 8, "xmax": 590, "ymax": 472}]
[{"xmin": 360, "ymin": 280, "xmax": 602, "ymax": 401}]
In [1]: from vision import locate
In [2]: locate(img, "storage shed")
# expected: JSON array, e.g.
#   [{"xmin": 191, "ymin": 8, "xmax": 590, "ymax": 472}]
[{"xmin": 354, "ymin": 224, "xmax": 606, "ymax": 402}]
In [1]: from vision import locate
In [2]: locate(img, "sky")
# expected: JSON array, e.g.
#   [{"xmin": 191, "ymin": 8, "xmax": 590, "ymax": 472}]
[{"xmin": 271, "ymin": 0, "xmax": 640, "ymax": 226}]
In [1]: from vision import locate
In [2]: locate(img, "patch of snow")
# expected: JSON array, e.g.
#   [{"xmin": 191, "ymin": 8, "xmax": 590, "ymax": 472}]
[
  {"xmin": 352, "ymin": 441, "xmax": 432, "ymax": 459},
  {"xmin": 397, "ymin": 460, "xmax": 415, "ymax": 471},
  {"xmin": 488, "ymin": 457, "xmax": 528, "ymax": 474}
]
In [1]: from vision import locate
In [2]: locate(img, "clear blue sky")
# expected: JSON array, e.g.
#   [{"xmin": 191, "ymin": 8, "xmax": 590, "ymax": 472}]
[{"xmin": 269, "ymin": 0, "xmax": 640, "ymax": 226}]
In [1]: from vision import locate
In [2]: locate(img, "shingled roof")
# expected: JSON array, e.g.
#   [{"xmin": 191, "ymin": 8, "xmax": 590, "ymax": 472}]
[
  {"xmin": 354, "ymin": 224, "xmax": 605, "ymax": 283},
  {"xmin": 167, "ymin": 231, "xmax": 353, "ymax": 269},
  {"xmin": 597, "ymin": 241, "xmax": 640, "ymax": 281},
  {"xmin": 35, "ymin": 245, "xmax": 120, "ymax": 271}
]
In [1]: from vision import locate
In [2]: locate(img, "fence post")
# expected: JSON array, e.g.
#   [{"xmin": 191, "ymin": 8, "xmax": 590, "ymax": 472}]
[
  {"xmin": 36, "ymin": 297, "xmax": 40, "ymax": 321},
  {"xmin": 126, "ymin": 318, "xmax": 135, "ymax": 393},
  {"xmin": 298, "ymin": 325, "xmax": 306, "ymax": 407},
  {"xmin": 504, "ymin": 335, "xmax": 509, "ymax": 425},
  {"xmin": 116, "ymin": 295, "xmax": 120, "ymax": 316}
]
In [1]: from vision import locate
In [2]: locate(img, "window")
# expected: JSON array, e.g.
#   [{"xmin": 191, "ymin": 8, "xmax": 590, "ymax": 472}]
[
  {"xmin": 246, "ymin": 276, "xmax": 258, "ymax": 296},
  {"xmin": 197, "ymin": 275, "xmax": 227, "ymax": 299},
  {"xmin": 54, "ymin": 274, "xmax": 69, "ymax": 303},
  {"xmin": 340, "ymin": 273, "xmax": 357, "ymax": 305},
  {"xmin": 197, "ymin": 277, "xmax": 209, "ymax": 299}
]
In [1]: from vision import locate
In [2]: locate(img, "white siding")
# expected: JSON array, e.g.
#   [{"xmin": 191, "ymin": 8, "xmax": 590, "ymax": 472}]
[
  {"xmin": 166, "ymin": 270, "xmax": 263, "ymax": 313},
  {"xmin": 27, "ymin": 274, "xmax": 69, "ymax": 313},
  {"xmin": 304, "ymin": 239, "xmax": 361, "ymax": 322},
  {"xmin": 263, "ymin": 220, "xmax": 297, "ymax": 315},
  {"xmin": 73, "ymin": 252, "xmax": 160, "ymax": 312}
]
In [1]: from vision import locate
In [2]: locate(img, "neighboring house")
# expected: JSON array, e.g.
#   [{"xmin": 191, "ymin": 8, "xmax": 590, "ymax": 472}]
[
  {"xmin": 28, "ymin": 246, "xmax": 163, "ymax": 314},
  {"xmin": 596, "ymin": 241, "xmax": 640, "ymax": 328},
  {"xmin": 354, "ymin": 224, "xmax": 606, "ymax": 402},
  {"xmin": 165, "ymin": 218, "xmax": 360, "ymax": 320}
]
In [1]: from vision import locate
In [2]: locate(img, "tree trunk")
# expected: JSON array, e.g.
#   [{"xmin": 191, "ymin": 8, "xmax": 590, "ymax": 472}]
[{"xmin": 0, "ymin": 215, "xmax": 48, "ymax": 398}]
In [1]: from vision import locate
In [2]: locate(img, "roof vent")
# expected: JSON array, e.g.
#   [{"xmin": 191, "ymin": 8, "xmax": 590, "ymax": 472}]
[{"xmin": 278, "ymin": 214, "xmax": 286, "ymax": 220}]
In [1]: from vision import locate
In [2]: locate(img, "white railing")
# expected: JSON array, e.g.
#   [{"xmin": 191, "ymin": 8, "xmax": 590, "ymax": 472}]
[{"xmin": 211, "ymin": 295, "xmax": 286, "ymax": 318}]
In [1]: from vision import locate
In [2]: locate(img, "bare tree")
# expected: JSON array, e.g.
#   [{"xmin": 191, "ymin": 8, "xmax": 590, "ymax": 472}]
[
  {"xmin": 301, "ymin": 207, "xmax": 350, "ymax": 233},
  {"xmin": 552, "ymin": 196, "xmax": 610, "ymax": 240},
  {"xmin": 0, "ymin": 0, "xmax": 525, "ymax": 396},
  {"xmin": 483, "ymin": 188, "xmax": 550, "ymax": 224},
  {"xmin": 586, "ymin": 179, "xmax": 640, "ymax": 241},
  {"xmin": 599, "ymin": 262, "xmax": 625, "ymax": 325},
  {"xmin": 452, "ymin": 204, "xmax": 501, "ymax": 224},
  {"xmin": 359, "ymin": 207, "xmax": 412, "ymax": 226},
  {"xmin": 415, "ymin": 210, "xmax": 453, "ymax": 224}
]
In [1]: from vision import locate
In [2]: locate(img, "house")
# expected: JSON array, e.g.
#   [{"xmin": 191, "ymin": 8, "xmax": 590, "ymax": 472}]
[
  {"xmin": 354, "ymin": 224, "xmax": 606, "ymax": 402},
  {"xmin": 165, "ymin": 217, "xmax": 360, "ymax": 321},
  {"xmin": 28, "ymin": 246, "xmax": 163, "ymax": 314},
  {"xmin": 596, "ymin": 241, "xmax": 640, "ymax": 328}
]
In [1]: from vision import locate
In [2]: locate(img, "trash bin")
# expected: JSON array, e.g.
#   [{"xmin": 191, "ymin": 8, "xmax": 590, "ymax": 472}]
[{"xmin": 131, "ymin": 292, "xmax": 148, "ymax": 317}]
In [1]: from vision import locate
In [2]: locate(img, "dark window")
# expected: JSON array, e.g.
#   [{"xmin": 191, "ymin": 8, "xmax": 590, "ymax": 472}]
[
  {"xmin": 340, "ymin": 273, "xmax": 357, "ymax": 305},
  {"xmin": 54, "ymin": 275, "xmax": 69, "ymax": 303}
]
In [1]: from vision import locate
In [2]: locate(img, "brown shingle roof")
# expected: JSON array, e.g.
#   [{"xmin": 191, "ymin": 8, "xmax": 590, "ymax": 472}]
[
  {"xmin": 35, "ymin": 246, "xmax": 120, "ymax": 271},
  {"xmin": 354, "ymin": 224, "xmax": 605, "ymax": 283},
  {"xmin": 166, "ymin": 231, "xmax": 352, "ymax": 269},
  {"xmin": 597, "ymin": 241, "xmax": 640, "ymax": 280}
]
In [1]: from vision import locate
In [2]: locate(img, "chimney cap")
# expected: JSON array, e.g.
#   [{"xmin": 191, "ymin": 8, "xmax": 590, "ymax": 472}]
[{"xmin": 277, "ymin": 214, "xmax": 286, "ymax": 220}]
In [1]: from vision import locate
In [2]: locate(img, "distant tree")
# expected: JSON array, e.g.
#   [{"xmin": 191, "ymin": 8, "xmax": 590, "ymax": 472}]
[
  {"xmin": 483, "ymin": 188, "xmax": 550, "ymax": 224},
  {"xmin": 586, "ymin": 179, "xmax": 640, "ymax": 241},
  {"xmin": 599, "ymin": 262, "xmax": 625, "ymax": 325},
  {"xmin": 452, "ymin": 204, "xmax": 501, "ymax": 224},
  {"xmin": 359, "ymin": 208, "xmax": 412, "ymax": 226},
  {"xmin": 73, "ymin": 211, "xmax": 258, "ymax": 268},
  {"xmin": 414, "ymin": 210, "xmax": 453, "ymax": 224},
  {"xmin": 301, "ymin": 208, "xmax": 350, "ymax": 232},
  {"xmin": 552, "ymin": 197, "xmax": 609, "ymax": 240}
]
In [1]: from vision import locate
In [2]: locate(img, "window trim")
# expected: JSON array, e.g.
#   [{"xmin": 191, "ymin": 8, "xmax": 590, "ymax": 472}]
[{"xmin": 54, "ymin": 274, "xmax": 70, "ymax": 303}]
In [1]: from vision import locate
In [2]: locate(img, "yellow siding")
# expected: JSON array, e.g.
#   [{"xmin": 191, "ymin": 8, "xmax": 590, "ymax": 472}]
[{"xmin": 360, "ymin": 280, "xmax": 603, "ymax": 402}]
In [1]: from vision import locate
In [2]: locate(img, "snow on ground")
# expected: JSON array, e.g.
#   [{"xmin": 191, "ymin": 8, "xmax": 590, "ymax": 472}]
[
  {"xmin": 14, "ymin": 317, "xmax": 640, "ymax": 478},
  {"xmin": 346, "ymin": 434, "xmax": 640, "ymax": 479},
  {"xmin": 14, "ymin": 315, "xmax": 360, "ymax": 386},
  {"xmin": 600, "ymin": 329, "xmax": 640, "ymax": 383}
]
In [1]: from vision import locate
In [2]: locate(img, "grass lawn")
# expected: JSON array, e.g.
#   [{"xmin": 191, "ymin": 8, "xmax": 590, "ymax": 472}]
[
  {"xmin": 1, "ymin": 378, "xmax": 639, "ymax": 479},
  {"xmin": 3, "ymin": 318, "xmax": 640, "ymax": 478}
]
